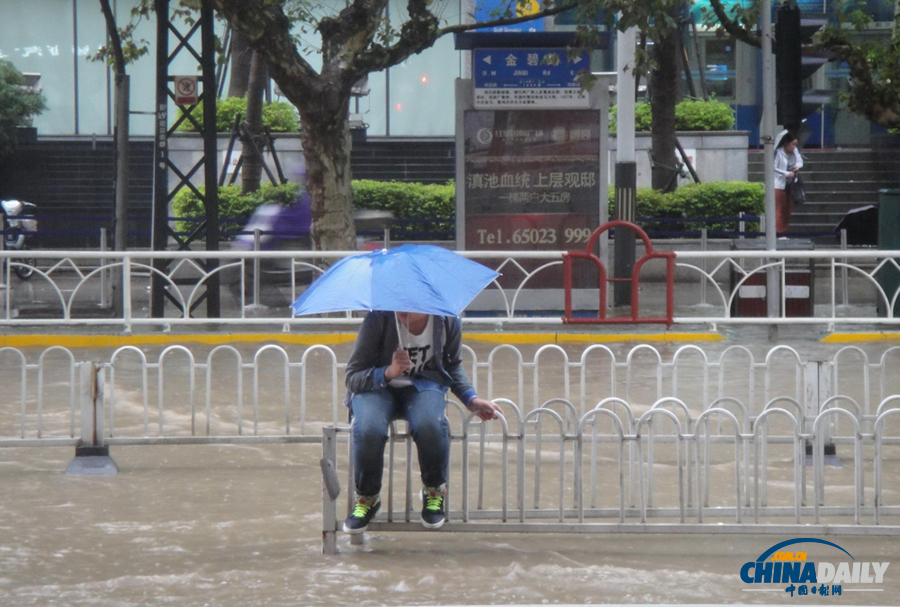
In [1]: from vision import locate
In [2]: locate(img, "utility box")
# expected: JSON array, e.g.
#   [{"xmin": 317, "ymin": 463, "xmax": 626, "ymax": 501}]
[
  {"xmin": 730, "ymin": 238, "xmax": 815, "ymax": 317},
  {"xmin": 876, "ymin": 189, "xmax": 900, "ymax": 317}
]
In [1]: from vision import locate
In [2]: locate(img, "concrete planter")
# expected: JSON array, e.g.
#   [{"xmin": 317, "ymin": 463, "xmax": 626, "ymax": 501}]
[
  {"xmin": 608, "ymin": 131, "xmax": 750, "ymax": 188},
  {"xmin": 167, "ymin": 133, "xmax": 307, "ymax": 188}
]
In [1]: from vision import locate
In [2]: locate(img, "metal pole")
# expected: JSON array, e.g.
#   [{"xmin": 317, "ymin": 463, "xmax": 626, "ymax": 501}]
[
  {"xmin": 615, "ymin": 24, "xmax": 638, "ymax": 307},
  {"xmin": 100, "ymin": 227, "xmax": 108, "ymax": 308},
  {"xmin": 761, "ymin": 0, "xmax": 780, "ymax": 327},
  {"xmin": 201, "ymin": 0, "xmax": 220, "ymax": 317},
  {"xmin": 253, "ymin": 228, "xmax": 262, "ymax": 307},
  {"xmin": 113, "ymin": 73, "xmax": 130, "ymax": 317},
  {"xmin": 151, "ymin": 0, "xmax": 170, "ymax": 317},
  {"xmin": 840, "ymin": 228, "xmax": 849, "ymax": 307},
  {"xmin": 72, "ymin": 0, "xmax": 80, "ymax": 135},
  {"xmin": 700, "ymin": 227, "xmax": 708, "ymax": 306}
]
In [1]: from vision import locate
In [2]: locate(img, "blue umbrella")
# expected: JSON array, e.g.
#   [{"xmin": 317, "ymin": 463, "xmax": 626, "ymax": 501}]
[{"xmin": 290, "ymin": 244, "xmax": 499, "ymax": 317}]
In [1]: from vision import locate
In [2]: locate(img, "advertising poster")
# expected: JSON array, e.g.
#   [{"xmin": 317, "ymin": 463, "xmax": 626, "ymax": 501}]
[{"xmin": 463, "ymin": 109, "xmax": 601, "ymax": 252}]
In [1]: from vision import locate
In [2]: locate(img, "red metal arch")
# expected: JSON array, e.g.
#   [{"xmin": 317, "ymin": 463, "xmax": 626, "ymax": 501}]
[{"xmin": 563, "ymin": 220, "xmax": 676, "ymax": 325}]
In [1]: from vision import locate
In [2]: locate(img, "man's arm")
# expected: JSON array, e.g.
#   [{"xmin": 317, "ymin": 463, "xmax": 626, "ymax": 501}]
[
  {"xmin": 442, "ymin": 317, "xmax": 501, "ymax": 420},
  {"xmin": 345, "ymin": 312, "xmax": 393, "ymax": 393}
]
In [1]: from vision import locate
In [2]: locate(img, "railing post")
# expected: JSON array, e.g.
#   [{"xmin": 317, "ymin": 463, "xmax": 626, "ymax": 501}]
[
  {"xmin": 322, "ymin": 426, "xmax": 340, "ymax": 554},
  {"xmin": 66, "ymin": 363, "xmax": 118, "ymax": 475},
  {"xmin": 100, "ymin": 227, "xmax": 108, "ymax": 308},
  {"xmin": 700, "ymin": 228, "xmax": 708, "ymax": 306},
  {"xmin": 253, "ymin": 228, "xmax": 262, "ymax": 307},
  {"xmin": 840, "ymin": 228, "xmax": 849, "ymax": 307},
  {"xmin": 0, "ymin": 216, "xmax": 6, "ymax": 287},
  {"xmin": 122, "ymin": 255, "xmax": 132, "ymax": 331}
]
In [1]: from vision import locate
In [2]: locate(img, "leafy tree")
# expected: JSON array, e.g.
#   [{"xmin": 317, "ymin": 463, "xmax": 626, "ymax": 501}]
[
  {"xmin": 600, "ymin": 0, "xmax": 695, "ymax": 192},
  {"xmin": 0, "ymin": 60, "xmax": 46, "ymax": 158},
  {"xmin": 704, "ymin": 0, "xmax": 900, "ymax": 130},
  {"xmin": 210, "ymin": 0, "xmax": 585, "ymax": 250}
]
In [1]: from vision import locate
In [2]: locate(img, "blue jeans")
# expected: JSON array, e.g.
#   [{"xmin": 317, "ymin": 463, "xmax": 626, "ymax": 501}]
[{"xmin": 350, "ymin": 386, "xmax": 449, "ymax": 497}]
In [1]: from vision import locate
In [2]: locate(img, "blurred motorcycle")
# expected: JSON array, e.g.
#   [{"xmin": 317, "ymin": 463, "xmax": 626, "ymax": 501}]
[
  {"xmin": 1, "ymin": 199, "xmax": 38, "ymax": 280},
  {"xmin": 233, "ymin": 192, "xmax": 312, "ymax": 285}
]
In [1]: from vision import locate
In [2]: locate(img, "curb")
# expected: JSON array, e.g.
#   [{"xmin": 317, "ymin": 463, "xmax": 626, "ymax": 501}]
[{"xmin": 0, "ymin": 331, "xmax": 724, "ymax": 348}]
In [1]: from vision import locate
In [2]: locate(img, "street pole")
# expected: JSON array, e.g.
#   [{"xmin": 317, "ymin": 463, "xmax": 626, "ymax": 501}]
[
  {"xmin": 615, "ymin": 24, "xmax": 637, "ymax": 307},
  {"xmin": 761, "ymin": 0, "xmax": 780, "ymax": 333}
]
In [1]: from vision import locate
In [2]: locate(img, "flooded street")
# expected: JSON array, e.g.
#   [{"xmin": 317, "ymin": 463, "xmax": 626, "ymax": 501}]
[
  {"xmin": 4, "ymin": 443, "xmax": 899, "ymax": 606},
  {"xmin": 2, "ymin": 333, "xmax": 900, "ymax": 605}
]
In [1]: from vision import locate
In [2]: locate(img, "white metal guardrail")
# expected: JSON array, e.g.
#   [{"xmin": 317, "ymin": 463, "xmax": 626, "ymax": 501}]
[
  {"xmin": 2, "ymin": 343, "xmax": 899, "ymax": 547},
  {"xmin": 2, "ymin": 343, "xmax": 899, "ymax": 445},
  {"xmin": 2, "ymin": 248, "xmax": 900, "ymax": 328},
  {"xmin": 321, "ymin": 396, "xmax": 900, "ymax": 553}
]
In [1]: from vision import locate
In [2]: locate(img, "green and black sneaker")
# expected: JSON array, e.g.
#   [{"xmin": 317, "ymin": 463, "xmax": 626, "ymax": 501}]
[
  {"xmin": 421, "ymin": 486, "xmax": 446, "ymax": 529},
  {"xmin": 343, "ymin": 495, "xmax": 381, "ymax": 534}
]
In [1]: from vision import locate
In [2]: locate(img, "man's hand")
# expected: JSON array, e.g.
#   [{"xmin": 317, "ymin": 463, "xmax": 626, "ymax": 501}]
[
  {"xmin": 385, "ymin": 349, "xmax": 412, "ymax": 380},
  {"xmin": 467, "ymin": 397, "xmax": 503, "ymax": 421}
]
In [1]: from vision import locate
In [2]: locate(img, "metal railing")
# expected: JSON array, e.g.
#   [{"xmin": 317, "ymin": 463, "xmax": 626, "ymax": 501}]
[
  {"xmin": 321, "ymin": 395, "xmax": 900, "ymax": 553},
  {"xmin": 2, "ymin": 244, "xmax": 900, "ymax": 328},
  {"xmin": 2, "ymin": 341, "xmax": 899, "ymax": 549},
  {"xmin": 322, "ymin": 398, "xmax": 900, "ymax": 554},
  {"xmin": 3, "ymin": 343, "xmax": 900, "ymax": 446}
]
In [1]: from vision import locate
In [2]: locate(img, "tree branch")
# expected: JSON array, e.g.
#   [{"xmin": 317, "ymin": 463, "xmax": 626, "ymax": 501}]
[
  {"xmin": 706, "ymin": 0, "xmax": 760, "ymax": 48},
  {"xmin": 353, "ymin": 0, "xmax": 580, "ymax": 78},
  {"xmin": 98, "ymin": 0, "xmax": 128, "ymax": 76},
  {"xmin": 440, "ymin": 1, "xmax": 579, "ymax": 36},
  {"xmin": 212, "ymin": 0, "xmax": 321, "ymax": 105}
]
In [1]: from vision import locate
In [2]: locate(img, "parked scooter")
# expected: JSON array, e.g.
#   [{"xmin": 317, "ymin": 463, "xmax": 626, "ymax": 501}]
[{"xmin": 1, "ymin": 199, "xmax": 38, "ymax": 280}]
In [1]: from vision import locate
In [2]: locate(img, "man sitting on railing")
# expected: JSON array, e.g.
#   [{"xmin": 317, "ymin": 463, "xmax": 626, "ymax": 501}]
[{"xmin": 343, "ymin": 311, "xmax": 501, "ymax": 533}]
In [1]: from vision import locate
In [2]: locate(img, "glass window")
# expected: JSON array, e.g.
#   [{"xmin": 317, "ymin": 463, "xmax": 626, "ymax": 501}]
[
  {"xmin": 0, "ymin": 0, "xmax": 77, "ymax": 134},
  {"xmin": 704, "ymin": 38, "xmax": 736, "ymax": 100}
]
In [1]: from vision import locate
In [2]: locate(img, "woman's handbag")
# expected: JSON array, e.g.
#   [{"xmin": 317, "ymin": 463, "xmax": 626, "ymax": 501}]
[{"xmin": 788, "ymin": 173, "xmax": 806, "ymax": 205}]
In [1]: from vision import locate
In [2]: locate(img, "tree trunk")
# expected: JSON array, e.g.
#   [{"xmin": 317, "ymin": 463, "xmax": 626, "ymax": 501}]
[
  {"xmin": 299, "ymin": 97, "xmax": 356, "ymax": 251},
  {"xmin": 650, "ymin": 28, "xmax": 681, "ymax": 192},
  {"xmin": 228, "ymin": 29, "xmax": 252, "ymax": 99},
  {"xmin": 240, "ymin": 51, "xmax": 267, "ymax": 194}
]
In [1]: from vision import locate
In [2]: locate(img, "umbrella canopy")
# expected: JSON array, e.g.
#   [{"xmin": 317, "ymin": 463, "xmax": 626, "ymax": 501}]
[
  {"xmin": 835, "ymin": 205, "xmax": 878, "ymax": 246},
  {"xmin": 290, "ymin": 244, "xmax": 499, "ymax": 317}
]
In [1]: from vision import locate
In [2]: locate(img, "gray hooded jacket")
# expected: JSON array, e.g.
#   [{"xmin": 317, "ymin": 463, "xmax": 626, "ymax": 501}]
[{"xmin": 344, "ymin": 311, "xmax": 477, "ymax": 407}]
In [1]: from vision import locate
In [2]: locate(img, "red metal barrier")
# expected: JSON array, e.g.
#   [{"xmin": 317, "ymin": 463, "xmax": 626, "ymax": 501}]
[{"xmin": 563, "ymin": 220, "xmax": 676, "ymax": 325}]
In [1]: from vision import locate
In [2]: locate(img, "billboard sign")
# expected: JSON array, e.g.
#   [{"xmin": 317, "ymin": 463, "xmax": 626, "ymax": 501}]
[{"xmin": 463, "ymin": 109, "xmax": 601, "ymax": 251}]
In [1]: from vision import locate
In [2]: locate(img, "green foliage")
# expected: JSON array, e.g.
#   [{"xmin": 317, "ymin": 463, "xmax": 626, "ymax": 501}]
[
  {"xmin": 611, "ymin": 99, "xmax": 735, "ymax": 133},
  {"xmin": 674, "ymin": 98, "xmax": 735, "ymax": 131},
  {"xmin": 0, "ymin": 60, "xmax": 46, "ymax": 158},
  {"xmin": 176, "ymin": 97, "xmax": 299, "ymax": 132},
  {"xmin": 171, "ymin": 182, "xmax": 301, "ymax": 236},
  {"xmin": 609, "ymin": 181, "xmax": 764, "ymax": 234},
  {"xmin": 352, "ymin": 180, "xmax": 455, "ymax": 240},
  {"xmin": 610, "ymin": 103, "xmax": 653, "ymax": 132}
]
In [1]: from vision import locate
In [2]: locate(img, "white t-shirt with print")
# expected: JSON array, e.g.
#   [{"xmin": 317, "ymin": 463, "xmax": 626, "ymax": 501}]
[{"xmin": 389, "ymin": 315, "xmax": 435, "ymax": 388}]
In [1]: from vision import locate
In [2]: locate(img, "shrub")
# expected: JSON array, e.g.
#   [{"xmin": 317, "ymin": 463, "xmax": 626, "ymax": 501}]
[
  {"xmin": 352, "ymin": 180, "xmax": 455, "ymax": 240},
  {"xmin": 669, "ymin": 181, "xmax": 763, "ymax": 233},
  {"xmin": 610, "ymin": 98, "xmax": 735, "ymax": 133},
  {"xmin": 0, "ymin": 59, "xmax": 46, "ymax": 157},
  {"xmin": 176, "ymin": 97, "xmax": 299, "ymax": 132},
  {"xmin": 674, "ymin": 98, "xmax": 735, "ymax": 131},
  {"xmin": 608, "ymin": 181, "xmax": 763, "ymax": 235},
  {"xmin": 171, "ymin": 182, "xmax": 301, "ymax": 236},
  {"xmin": 610, "ymin": 102, "xmax": 653, "ymax": 133}
]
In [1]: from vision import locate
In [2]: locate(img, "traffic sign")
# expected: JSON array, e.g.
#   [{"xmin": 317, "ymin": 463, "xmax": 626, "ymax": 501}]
[
  {"xmin": 174, "ymin": 75, "xmax": 199, "ymax": 106},
  {"xmin": 473, "ymin": 48, "xmax": 590, "ymax": 108}
]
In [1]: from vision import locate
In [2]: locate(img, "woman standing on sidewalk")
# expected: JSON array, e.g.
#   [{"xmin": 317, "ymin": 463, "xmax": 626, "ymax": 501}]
[{"xmin": 774, "ymin": 130, "xmax": 804, "ymax": 236}]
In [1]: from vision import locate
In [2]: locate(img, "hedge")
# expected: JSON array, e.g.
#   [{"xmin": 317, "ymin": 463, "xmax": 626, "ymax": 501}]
[
  {"xmin": 352, "ymin": 180, "xmax": 455, "ymax": 240},
  {"xmin": 171, "ymin": 182, "xmax": 301, "ymax": 236},
  {"xmin": 176, "ymin": 97, "xmax": 299, "ymax": 132},
  {"xmin": 610, "ymin": 98, "xmax": 735, "ymax": 133},
  {"xmin": 171, "ymin": 179, "xmax": 763, "ymax": 241},
  {"xmin": 608, "ymin": 181, "xmax": 764, "ymax": 234}
]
